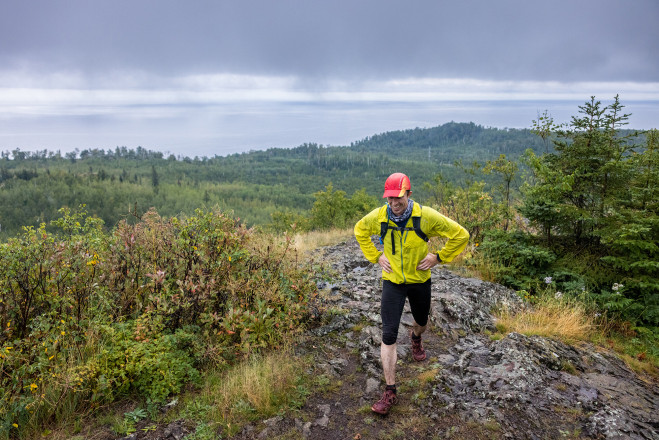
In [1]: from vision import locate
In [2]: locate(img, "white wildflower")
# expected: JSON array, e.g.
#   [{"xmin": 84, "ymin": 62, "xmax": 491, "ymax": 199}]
[{"xmin": 544, "ymin": 276, "xmax": 553, "ymax": 284}]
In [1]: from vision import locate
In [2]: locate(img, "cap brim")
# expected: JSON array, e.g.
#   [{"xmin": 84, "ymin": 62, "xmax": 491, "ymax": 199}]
[{"xmin": 382, "ymin": 189, "xmax": 407, "ymax": 198}]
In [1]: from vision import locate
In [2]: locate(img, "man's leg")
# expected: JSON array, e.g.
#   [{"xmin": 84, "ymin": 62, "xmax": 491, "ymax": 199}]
[
  {"xmin": 381, "ymin": 342, "xmax": 397, "ymax": 385},
  {"xmin": 409, "ymin": 280, "xmax": 432, "ymax": 362},
  {"xmin": 379, "ymin": 280, "xmax": 407, "ymax": 381},
  {"xmin": 373, "ymin": 281, "xmax": 406, "ymax": 414},
  {"xmin": 411, "ymin": 321, "xmax": 427, "ymax": 338},
  {"xmin": 372, "ymin": 342, "xmax": 399, "ymax": 414}
]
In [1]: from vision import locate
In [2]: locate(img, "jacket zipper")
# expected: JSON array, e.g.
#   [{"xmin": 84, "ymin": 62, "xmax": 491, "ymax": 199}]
[{"xmin": 400, "ymin": 229, "xmax": 406, "ymax": 283}]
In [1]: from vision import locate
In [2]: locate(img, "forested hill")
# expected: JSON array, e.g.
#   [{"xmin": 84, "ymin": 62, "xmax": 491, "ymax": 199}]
[
  {"xmin": 1, "ymin": 122, "xmax": 545, "ymax": 238},
  {"xmin": 350, "ymin": 122, "xmax": 545, "ymax": 161}
]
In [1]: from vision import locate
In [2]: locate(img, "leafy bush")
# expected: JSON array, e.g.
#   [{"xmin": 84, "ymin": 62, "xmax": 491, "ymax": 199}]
[
  {"xmin": 474, "ymin": 231, "xmax": 556, "ymax": 291},
  {"xmin": 269, "ymin": 183, "xmax": 378, "ymax": 233},
  {"xmin": 0, "ymin": 206, "xmax": 320, "ymax": 439},
  {"xmin": 78, "ymin": 322, "xmax": 200, "ymax": 403}
]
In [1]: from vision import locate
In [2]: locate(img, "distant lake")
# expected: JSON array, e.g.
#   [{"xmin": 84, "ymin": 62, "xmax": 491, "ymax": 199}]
[{"xmin": 1, "ymin": 100, "xmax": 657, "ymax": 157}]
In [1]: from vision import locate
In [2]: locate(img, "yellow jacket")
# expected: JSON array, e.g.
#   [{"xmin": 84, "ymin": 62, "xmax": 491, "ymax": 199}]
[{"xmin": 354, "ymin": 203, "xmax": 469, "ymax": 284}]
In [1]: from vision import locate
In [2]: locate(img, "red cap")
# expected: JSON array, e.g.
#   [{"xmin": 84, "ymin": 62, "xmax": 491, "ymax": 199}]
[{"xmin": 383, "ymin": 173, "xmax": 411, "ymax": 198}]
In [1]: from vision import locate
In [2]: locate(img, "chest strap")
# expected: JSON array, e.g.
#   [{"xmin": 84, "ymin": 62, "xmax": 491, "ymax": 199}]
[{"xmin": 380, "ymin": 214, "xmax": 429, "ymax": 255}]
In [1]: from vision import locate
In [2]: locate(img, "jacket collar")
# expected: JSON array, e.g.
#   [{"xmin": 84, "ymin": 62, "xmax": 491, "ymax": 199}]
[{"xmin": 378, "ymin": 202, "xmax": 422, "ymax": 223}]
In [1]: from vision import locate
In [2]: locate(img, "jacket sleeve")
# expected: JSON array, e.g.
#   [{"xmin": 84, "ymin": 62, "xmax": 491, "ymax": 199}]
[
  {"xmin": 425, "ymin": 208, "xmax": 470, "ymax": 263},
  {"xmin": 354, "ymin": 208, "xmax": 383, "ymax": 264}
]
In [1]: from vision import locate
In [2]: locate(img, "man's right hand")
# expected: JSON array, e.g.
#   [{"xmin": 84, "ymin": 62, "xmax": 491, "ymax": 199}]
[{"xmin": 378, "ymin": 254, "xmax": 392, "ymax": 273}]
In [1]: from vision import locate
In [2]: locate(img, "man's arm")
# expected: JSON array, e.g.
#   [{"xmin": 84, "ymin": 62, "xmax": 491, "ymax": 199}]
[
  {"xmin": 354, "ymin": 208, "xmax": 383, "ymax": 264},
  {"xmin": 425, "ymin": 208, "xmax": 470, "ymax": 263}
]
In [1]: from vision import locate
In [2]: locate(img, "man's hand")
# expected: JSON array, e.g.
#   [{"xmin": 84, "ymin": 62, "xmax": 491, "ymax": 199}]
[
  {"xmin": 416, "ymin": 253, "xmax": 440, "ymax": 271},
  {"xmin": 378, "ymin": 253, "xmax": 392, "ymax": 273}
]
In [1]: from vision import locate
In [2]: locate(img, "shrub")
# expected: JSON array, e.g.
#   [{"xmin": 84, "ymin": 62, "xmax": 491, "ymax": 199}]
[
  {"xmin": 77, "ymin": 321, "xmax": 201, "ymax": 403},
  {"xmin": 0, "ymin": 206, "xmax": 320, "ymax": 439},
  {"xmin": 472, "ymin": 231, "xmax": 556, "ymax": 291}
]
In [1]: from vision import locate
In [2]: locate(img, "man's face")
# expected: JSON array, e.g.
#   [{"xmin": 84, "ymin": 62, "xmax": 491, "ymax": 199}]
[{"xmin": 387, "ymin": 191, "xmax": 410, "ymax": 216}]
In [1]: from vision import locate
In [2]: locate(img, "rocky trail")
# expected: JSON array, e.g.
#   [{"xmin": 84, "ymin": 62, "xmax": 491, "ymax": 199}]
[
  {"xmin": 233, "ymin": 239, "xmax": 659, "ymax": 440},
  {"xmin": 121, "ymin": 238, "xmax": 659, "ymax": 440}
]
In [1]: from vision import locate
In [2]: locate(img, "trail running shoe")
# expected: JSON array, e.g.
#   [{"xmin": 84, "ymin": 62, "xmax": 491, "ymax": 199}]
[
  {"xmin": 410, "ymin": 331, "xmax": 427, "ymax": 362},
  {"xmin": 371, "ymin": 388, "xmax": 398, "ymax": 415}
]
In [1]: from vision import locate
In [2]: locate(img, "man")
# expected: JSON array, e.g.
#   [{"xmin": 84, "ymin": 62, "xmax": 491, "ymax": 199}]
[{"xmin": 354, "ymin": 172, "xmax": 469, "ymax": 415}]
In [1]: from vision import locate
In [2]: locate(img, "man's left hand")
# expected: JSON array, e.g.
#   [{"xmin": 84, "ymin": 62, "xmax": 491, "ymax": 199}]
[{"xmin": 416, "ymin": 253, "xmax": 440, "ymax": 270}]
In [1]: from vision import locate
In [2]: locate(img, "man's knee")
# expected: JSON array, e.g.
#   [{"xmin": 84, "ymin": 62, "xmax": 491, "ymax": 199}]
[
  {"xmin": 382, "ymin": 331, "xmax": 398, "ymax": 345},
  {"xmin": 413, "ymin": 317, "xmax": 428, "ymax": 328}
]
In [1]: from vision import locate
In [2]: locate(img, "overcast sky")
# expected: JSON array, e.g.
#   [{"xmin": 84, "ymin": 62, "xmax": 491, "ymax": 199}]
[{"xmin": 1, "ymin": 0, "xmax": 658, "ymax": 156}]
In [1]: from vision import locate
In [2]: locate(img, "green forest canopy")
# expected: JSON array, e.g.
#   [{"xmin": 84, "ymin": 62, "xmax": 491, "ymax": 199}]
[{"xmin": 0, "ymin": 122, "xmax": 547, "ymax": 238}]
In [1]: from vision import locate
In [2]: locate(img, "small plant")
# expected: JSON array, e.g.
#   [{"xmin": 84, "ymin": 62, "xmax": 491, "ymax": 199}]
[
  {"xmin": 411, "ymin": 390, "xmax": 427, "ymax": 403},
  {"xmin": 112, "ymin": 418, "xmax": 137, "ymax": 437},
  {"xmin": 124, "ymin": 407, "xmax": 148, "ymax": 423},
  {"xmin": 185, "ymin": 423, "xmax": 219, "ymax": 440},
  {"xmin": 560, "ymin": 361, "xmax": 578, "ymax": 375},
  {"xmin": 314, "ymin": 374, "xmax": 331, "ymax": 388},
  {"xmin": 182, "ymin": 400, "xmax": 213, "ymax": 422},
  {"xmin": 417, "ymin": 368, "xmax": 440, "ymax": 384}
]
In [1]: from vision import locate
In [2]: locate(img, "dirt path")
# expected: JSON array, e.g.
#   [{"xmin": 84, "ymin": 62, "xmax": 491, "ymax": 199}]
[{"xmin": 229, "ymin": 326, "xmax": 504, "ymax": 440}]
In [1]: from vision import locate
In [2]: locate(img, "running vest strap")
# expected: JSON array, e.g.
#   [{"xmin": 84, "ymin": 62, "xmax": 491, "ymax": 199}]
[{"xmin": 380, "ymin": 206, "xmax": 429, "ymax": 255}]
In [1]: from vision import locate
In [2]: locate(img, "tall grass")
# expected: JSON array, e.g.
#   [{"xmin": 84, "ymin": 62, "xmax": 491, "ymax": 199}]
[
  {"xmin": 187, "ymin": 348, "xmax": 308, "ymax": 437},
  {"xmin": 493, "ymin": 293, "xmax": 659, "ymax": 379},
  {"xmin": 293, "ymin": 227, "xmax": 354, "ymax": 255},
  {"xmin": 494, "ymin": 293, "xmax": 595, "ymax": 343}
]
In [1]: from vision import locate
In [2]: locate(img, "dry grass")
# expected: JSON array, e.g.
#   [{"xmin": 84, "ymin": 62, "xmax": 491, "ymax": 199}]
[
  {"xmin": 417, "ymin": 368, "xmax": 440, "ymax": 384},
  {"xmin": 293, "ymin": 227, "xmax": 354, "ymax": 255},
  {"xmin": 495, "ymin": 296, "xmax": 659, "ymax": 381},
  {"xmin": 494, "ymin": 295, "xmax": 595, "ymax": 343},
  {"xmin": 202, "ymin": 347, "xmax": 306, "ymax": 434},
  {"xmin": 619, "ymin": 353, "xmax": 659, "ymax": 380}
]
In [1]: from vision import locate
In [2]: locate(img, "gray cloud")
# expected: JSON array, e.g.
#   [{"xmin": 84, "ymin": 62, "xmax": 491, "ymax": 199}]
[
  {"xmin": 2, "ymin": 0, "xmax": 658, "ymax": 154},
  {"xmin": 2, "ymin": 0, "xmax": 658, "ymax": 83}
]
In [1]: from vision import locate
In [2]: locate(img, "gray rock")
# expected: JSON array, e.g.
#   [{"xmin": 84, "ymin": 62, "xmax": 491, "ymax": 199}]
[
  {"xmin": 314, "ymin": 406, "xmax": 331, "ymax": 428},
  {"xmin": 162, "ymin": 420, "xmax": 188, "ymax": 440},
  {"xmin": 301, "ymin": 421, "xmax": 312, "ymax": 438},
  {"xmin": 365, "ymin": 377, "xmax": 380, "ymax": 394},
  {"xmin": 263, "ymin": 415, "xmax": 283, "ymax": 427},
  {"xmin": 310, "ymin": 238, "xmax": 659, "ymax": 440}
]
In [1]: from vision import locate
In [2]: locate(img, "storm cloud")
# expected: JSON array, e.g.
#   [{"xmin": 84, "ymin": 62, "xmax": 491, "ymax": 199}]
[{"xmin": 1, "ymin": 0, "xmax": 657, "ymax": 154}]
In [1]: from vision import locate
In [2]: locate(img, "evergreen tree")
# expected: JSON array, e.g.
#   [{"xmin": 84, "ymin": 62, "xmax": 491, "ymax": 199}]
[
  {"xmin": 522, "ymin": 96, "xmax": 636, "ymax": 245},
  {"xmin": 151, "ymin": 165, "xmax": 160, "ymax": 193}
]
